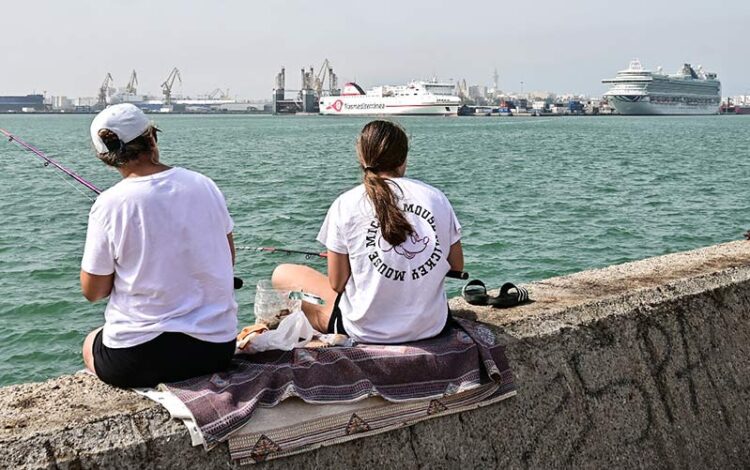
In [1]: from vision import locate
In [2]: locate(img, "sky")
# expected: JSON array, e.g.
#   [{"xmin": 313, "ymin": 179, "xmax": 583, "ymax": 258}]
[{"xmin": 2, "ymin": 0, "xmax": 748, "ymax": 99}]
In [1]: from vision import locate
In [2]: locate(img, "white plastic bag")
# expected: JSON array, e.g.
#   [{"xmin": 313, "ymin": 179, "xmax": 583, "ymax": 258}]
[{"xmin": 245, "ymin": 309, "xmax": 315, "ymax": 353}]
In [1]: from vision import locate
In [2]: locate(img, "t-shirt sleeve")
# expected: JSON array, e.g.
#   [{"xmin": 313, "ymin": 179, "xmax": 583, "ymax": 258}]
[
  {"xmin": 207, "ymin": 177, "xmax": 234, "ymax": 234},
  {"xmin": 316, "ymin": 198, "xmax": 348, "ymax": 254},
  {"xmin": 81, "ymin": 212, "xmax": 115, "ymax": 275}
]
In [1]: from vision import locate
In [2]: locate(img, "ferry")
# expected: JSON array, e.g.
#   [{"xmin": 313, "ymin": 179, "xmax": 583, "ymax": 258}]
[
  {"xmin": 319, "ymin": 81, "xmax": 460, "ymax": 116},
  {"xmin": 602, "ymin": 59, "xmax": 721, "ymax": 115}
]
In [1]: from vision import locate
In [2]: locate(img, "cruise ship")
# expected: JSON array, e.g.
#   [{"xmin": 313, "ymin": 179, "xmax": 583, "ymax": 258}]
[
  {"xmin": 319, "ymin": 81, "xmax": 460, "ymax": 116},
  {"xmin": 602, "ymin": 59, "xmax": 721, "ymax": 115}
]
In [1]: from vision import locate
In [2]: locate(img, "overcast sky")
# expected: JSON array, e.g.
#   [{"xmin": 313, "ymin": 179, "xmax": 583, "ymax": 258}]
[{"xmin": 3, "ymin": 0, "xmax": 748, "ymax": 99}]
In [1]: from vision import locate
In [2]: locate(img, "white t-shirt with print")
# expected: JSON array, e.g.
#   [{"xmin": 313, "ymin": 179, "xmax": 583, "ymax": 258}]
[
  {"xmin": 81, "ymin": 167, "xmax": 238, "ymax": 348},
  {"xmin": 317, "ymin": 177, "xmax": 462, "ymax": 344}
]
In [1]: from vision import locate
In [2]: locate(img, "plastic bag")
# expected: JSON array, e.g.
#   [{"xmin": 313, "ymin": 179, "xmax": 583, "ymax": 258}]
[{"xmin": 244, "ymin": 309, "xmax": 315, "ymax": 353}]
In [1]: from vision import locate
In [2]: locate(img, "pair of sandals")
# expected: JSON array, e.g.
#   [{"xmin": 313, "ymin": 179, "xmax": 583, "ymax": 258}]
[{"xmin": 462, "ymin": 279, "xmax": 530, "ymax": 308}]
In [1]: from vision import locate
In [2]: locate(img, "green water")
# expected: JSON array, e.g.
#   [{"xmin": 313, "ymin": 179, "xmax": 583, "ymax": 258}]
[{"xmin": 1, "ymin": 114, "xmax": 748, "ymax": 386}]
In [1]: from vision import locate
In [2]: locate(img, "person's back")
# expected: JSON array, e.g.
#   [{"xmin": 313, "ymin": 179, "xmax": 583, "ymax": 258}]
[
  {"xmin": 320, "ymin": 177, "xmax": 461, "ymax": 343},
  {"xmin": 86, "ymin": 167, "xmax": 237, "ymax": 348},
  {"xmin": 273, "ymin": 120, "xmax": 463, "ymax": 344}
]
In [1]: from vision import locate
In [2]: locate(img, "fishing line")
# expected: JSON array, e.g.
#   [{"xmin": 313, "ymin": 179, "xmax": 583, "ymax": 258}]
[{"xmin": 48, "ymin": 166, "xmax": 98, "ymax": 202}]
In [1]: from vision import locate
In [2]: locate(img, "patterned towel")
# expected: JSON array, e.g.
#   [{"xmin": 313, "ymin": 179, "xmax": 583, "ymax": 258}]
[
  {"xmin": 229, "ymin": 381, "xmax": 515, "ymax": 464},
  {"xmin": 165, "ymin": 317, "xmax": 515, "ymax": 449}
]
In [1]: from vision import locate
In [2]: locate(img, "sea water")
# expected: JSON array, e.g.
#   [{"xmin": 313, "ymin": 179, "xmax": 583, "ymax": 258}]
[{"xmin": 1, "ymin": 114, "xmax": 748, "ymax": 386}]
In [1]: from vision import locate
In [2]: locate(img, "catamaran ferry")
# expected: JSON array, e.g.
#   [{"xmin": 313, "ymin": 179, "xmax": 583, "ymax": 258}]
[
  {"xmin": 319, "ymin": 81, "xmax": 460, "ymax": 116},
  {"xmin": 602, "ymin": 59, "xmax": 721, "ymax": 115}
]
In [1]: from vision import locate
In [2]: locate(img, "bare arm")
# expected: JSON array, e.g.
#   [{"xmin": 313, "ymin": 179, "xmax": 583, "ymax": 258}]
[
  {"xmin": 327, "ymin": 250, "xmax": 351, "ymax": 293},
  {"xmin": 80, "ymin": 271, "xmax": 114, "ymax": 302},
  {"xmin": 447, "ymin": 241, "xmax": 464, "ymax": 272},
  {"xmin": 227, "ymin": 232, "xmax": 236, "ymax": 266}
]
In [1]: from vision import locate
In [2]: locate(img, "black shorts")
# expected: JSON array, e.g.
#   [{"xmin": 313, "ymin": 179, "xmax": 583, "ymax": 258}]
[{"xmin": 92, "ymin": 330, "xmax": 236, "ymax": 388}]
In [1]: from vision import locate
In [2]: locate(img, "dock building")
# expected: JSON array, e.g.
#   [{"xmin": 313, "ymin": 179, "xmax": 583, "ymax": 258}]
[{"xmin": 0, "ymin": 95, "xmax": 45, "ymax": 112}]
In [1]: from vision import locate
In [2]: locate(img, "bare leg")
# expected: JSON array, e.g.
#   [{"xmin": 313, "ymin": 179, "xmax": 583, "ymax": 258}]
[
  {"xmin": 272, "ymin": 264, "xmax": 338, "ymax": 332},
  {"xmin": 82, "ymin": 326, "xmax": 103, "ymax": 374}
]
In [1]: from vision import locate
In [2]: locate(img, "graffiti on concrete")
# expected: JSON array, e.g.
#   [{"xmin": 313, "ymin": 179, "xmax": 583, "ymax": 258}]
[{"xmin": 519, "ymin": 301, "xmax": 750, "ymax": 468}]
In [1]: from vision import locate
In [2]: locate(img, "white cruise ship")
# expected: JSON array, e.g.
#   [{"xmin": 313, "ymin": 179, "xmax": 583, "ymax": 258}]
[
  {"xmin": 319, "ymin": 81, "xmax": 460, "ymax": 116},
  {"xmin": 602, "ymin": 59, "xmax": 721, "ymax": 115}
]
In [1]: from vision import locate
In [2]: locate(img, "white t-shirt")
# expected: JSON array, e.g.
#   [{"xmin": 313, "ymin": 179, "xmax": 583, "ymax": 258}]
[
  {"xmin": 81, "ymin": 167, "xmax": 238, "ymax": 348},
  {"xmin": 317, "ymin": 177, "xmax": 462, "ymax": 344}
]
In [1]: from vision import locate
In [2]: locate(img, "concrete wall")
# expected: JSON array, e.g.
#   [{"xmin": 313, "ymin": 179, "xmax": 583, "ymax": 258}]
[{"xmin": 2, "ymin": 241, "xmax": 749, "ymax": 469}]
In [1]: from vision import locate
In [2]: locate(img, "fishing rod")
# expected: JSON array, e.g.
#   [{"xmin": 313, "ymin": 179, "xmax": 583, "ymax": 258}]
[
  {"xmin": 255, "ymin": 245, "xmax": 469, "ymax": 279},
  {"xmin": 1, "ymin": 128, "xmax": 102, "ymax": 196},
  {"xmin": 251, "ymin": 246, "xmax": 329, "ymax": 259},
  {"xmin": 1, "ymin": 129, "xmax": 246, "ymax": 288}
]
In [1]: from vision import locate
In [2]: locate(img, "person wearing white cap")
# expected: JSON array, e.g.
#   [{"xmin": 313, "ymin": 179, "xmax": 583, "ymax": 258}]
[{"xmin": 80, "ymin": 103, "xmax": 238, "ymax": 388}]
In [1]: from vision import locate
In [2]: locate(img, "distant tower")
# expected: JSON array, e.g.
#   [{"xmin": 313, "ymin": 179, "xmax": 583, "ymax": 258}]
[
  {"xmin": 273, "ymin": 67, "xmax": 286, "ymax": 114},
  {"xmin": 493, "ymin": 68, "xmax": 499, "ymax": 90},
  {"xmin": 275, "ymin": 67, "xmax": 286, "ymax": 96}
]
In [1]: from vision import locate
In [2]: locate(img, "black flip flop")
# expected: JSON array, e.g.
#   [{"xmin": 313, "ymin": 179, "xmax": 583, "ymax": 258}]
[
  {"xmin": 462, "ymin": 279, "xmax": 490, "ymax": 305},
  {"xmin": 489, "ymin": 282, "xmax": 530, "ymax": 308}
]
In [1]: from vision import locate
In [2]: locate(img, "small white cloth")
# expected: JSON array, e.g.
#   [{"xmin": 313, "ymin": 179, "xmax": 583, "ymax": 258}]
[{"xmin": 134, "ymin": 388, "xmax": 205, "ymax": 446}]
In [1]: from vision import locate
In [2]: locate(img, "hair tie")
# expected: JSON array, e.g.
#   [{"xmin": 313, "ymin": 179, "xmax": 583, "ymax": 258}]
[{"xmin": 364, "ymin": 165, "xmax": 377, "ymax": 172}]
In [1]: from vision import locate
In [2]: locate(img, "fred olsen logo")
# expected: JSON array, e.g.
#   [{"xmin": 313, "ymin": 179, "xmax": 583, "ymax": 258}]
[
  {"xmin": 325, "ymin": 100, "xmax": 386, "ymax": 112},
  {"xmin": 326, "ymin": 99, "xmax": 344, "ymax": 112}
]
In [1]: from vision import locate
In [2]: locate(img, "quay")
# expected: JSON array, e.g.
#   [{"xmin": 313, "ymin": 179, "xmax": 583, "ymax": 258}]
[{"xmin": 1, "ymin": 241, "xmax": 749, "ymax": 468}]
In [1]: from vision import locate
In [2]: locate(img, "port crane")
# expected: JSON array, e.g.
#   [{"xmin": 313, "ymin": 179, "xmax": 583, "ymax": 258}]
[
  {"xmin": 161, "ymin": 67, "xmax": 182, "ymax": 105},
  {"xmin": 124, "ymin": 70, "xmax": 138, "ymax": 95},
  {"xmin": 313, "ymin": 59, "xmax": 338, "ymax": 97},
  {"xmin": 97, "ymin": 73, "xmax": 114, "ymax": 108},
  {"xmin": 457, "ymin": 79, "xmax": 469, "ymax": 101}
]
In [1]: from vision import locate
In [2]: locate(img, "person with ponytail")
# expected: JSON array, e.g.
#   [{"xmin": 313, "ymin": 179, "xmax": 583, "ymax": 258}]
[
  {"xmin": 273, "ymin": 120, "xmax": 463, "ymax": 343},
  {"xmin": 80, "ymin": 104, "xmax": 238, "ymax": 388}
]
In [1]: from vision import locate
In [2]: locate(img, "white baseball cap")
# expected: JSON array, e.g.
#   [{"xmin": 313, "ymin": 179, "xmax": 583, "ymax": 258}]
[{"xmin": 90, "ymin": 103, "xmax": 151, "ymax": 154}]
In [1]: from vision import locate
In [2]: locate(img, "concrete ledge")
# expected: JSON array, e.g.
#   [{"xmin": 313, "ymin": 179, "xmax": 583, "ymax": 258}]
[{"xmin": 2, "ymin": 241, "xmax": 750, "ymax": 469}]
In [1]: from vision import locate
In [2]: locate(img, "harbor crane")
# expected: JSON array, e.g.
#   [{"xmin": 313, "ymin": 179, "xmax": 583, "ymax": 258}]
[
  {"xmin": 457, "ymin": 79, "xmax": 469, "ymax": 101},
  {"xmin": 124, "ymin": 70, "xmax": 138, "ymax": 95},
  {"xmin": 313, "ymin": 58, "xmax": 338, "ymax": 97},
  {"xmin": 97, "ymin": 73, "xmax": 114, "ymax": 108},
  {"xmin": 161, "ymin": 67, "xmax": 182, "ymax": 105}
]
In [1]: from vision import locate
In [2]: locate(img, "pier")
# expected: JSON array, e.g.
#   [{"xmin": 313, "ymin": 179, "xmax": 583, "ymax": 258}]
[{"xmin": 2, "ymin": 241, "xmax": 750, "ymax": 468}]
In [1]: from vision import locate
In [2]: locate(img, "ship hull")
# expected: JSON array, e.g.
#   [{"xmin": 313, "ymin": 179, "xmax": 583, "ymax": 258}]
[
  {"xmin": 608, "ymin": 96, "xmax": 720, "ymax": 115},
  {"xmin": 319, "ymin": 97, "xmax": 458, "ymax": 116}
]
